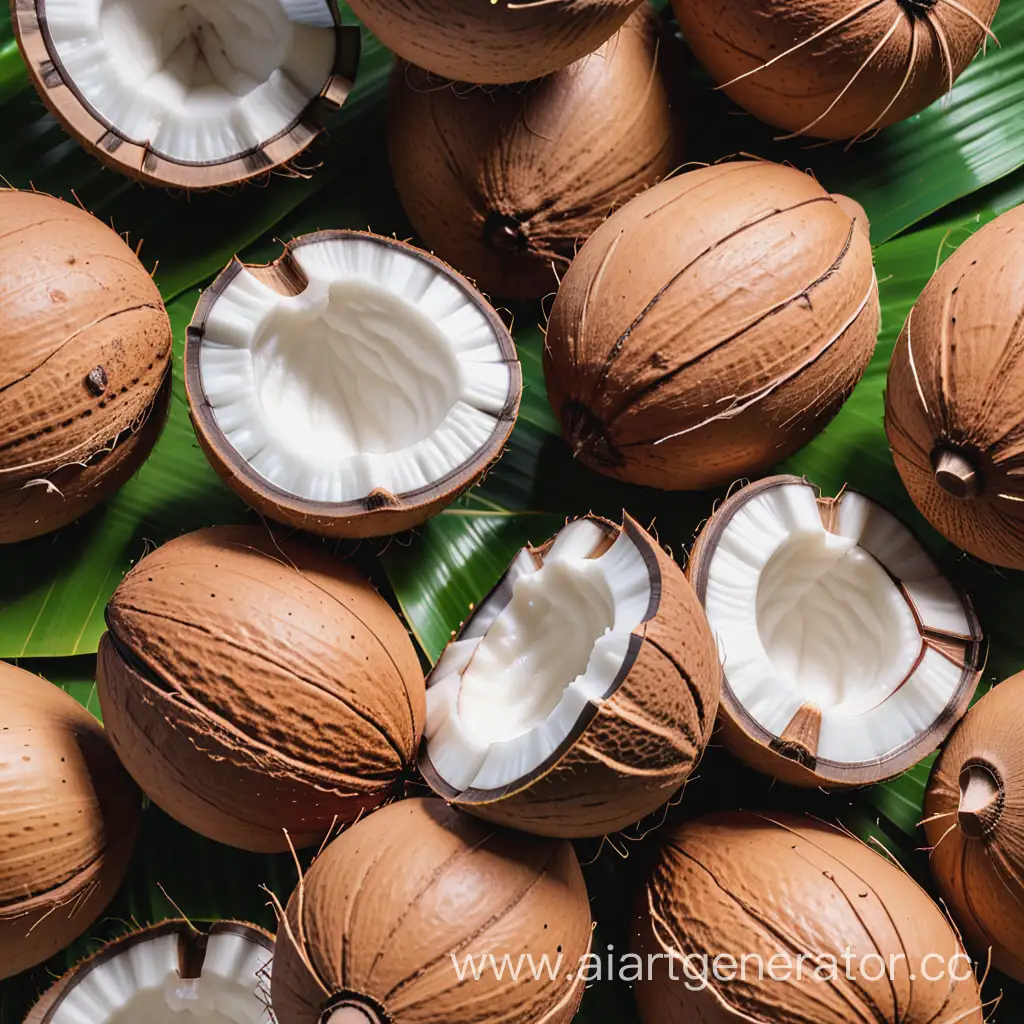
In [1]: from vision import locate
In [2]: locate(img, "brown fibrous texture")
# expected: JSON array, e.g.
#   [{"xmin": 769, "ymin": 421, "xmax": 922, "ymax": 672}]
[
  {"xmin": 271, "ymin": 797, "xmax": 592, "ymax": 1024},
  {"xmin": 672, "ymin": 0, "xmax": 1000, "ymax": 140},
  {"xmin": 886, "ymin": 203, "xmax": 1024, "ymax": 569},
  {"xmin": 633, "ymin": 811, "xmax": 984, "ymax": 1023},
  {"xmin": 96, "ymin": 525, "xmax": 426, "ymax": 853},
  {"xmin": 925, "ymin": 672, "xmax": 1024, "ymax": 982},
  {"xmin": 0, "ymin": 190, "xmax": 172, "ymax": 543},
  {"xmin": 544, "ymin": 161, "xmax": 880, "ymax": 491},
  {"xmin": 387, "ymin": 7, "xmax": 684, "ymax": 300},
  {"xmin": 0, "ymin": 661, "xmax": 141, "ymax": 981},
  {"xmin": 346, "ymin": 0, "xmax": 644, "ymax": 85}
]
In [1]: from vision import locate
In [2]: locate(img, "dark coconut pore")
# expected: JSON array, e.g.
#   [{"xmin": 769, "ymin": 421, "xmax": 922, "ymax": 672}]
[
  {"xmin": 186, "ymin": 231, "xmax": 522, "ymax": 539},
  {"xmin": 13, "ymin": 2, "xmax": 360, "ymax": 189}
]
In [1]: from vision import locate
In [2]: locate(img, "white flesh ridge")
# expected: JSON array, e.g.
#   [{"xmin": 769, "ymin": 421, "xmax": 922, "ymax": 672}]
[
  {"xmin": 199, "ymin": 237, "xmax": 512, "ymax": 503},
  {"xmin": 426, "ymin": 519, "xmax": 652, "ymax": 792},
  {"xmin": 50, "ymin": 931, "xmax": 274, "ymax": 1024},
  {"xmin": 703, "ymin": 482, "xmax": 973, "ymax": 765},
  {"xmin": 45, "ymin": 0, "xmax": 336, "ymax": 163}
]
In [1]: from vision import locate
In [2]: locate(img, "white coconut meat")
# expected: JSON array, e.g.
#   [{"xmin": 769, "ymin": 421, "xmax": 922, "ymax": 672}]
[
  {"xmin": 43, "ymin": 926, "xmax": 274, "ymax": 1024},
  {"xmin": 700, "ymin": 480, "xmax": 980, "ymax": 771},
  {"xmin": 195, "ymin": 235, "xmax": 515, "ymax": 505},
  {"xmin": 424, "ymin": 518, "xmax": 653, "ymax": 794},
  {"xmin": 42, "ymin": 0, "xmax": 336, "ymax": 164}
]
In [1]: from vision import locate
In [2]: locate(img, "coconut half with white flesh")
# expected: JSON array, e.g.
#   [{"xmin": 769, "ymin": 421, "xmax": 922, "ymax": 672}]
[
  {"xmin": 26, "ymin": 921, "xmax": 275, "ymax": 1024},
  {"xmin": 689, "ymin": 476, "xmax": 983, "ymax": 788},
  {"xmin": 420, "ymin": 514, "xmax": 722, "ymax": 838},
  {"xmin": 14, "ymin": 1, "xmax": 358, "ymax": 189},
  {"xmin": 186, "ymin": 231, "xmax": 522, "ymax": 538}
]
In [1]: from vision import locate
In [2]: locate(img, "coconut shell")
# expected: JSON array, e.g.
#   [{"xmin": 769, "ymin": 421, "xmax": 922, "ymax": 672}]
[
  {"xmin": 346, "ymin": 0, "xmax": 644, "ymax": 85},
  {"xmin": 886, "ymin": 204, "xmax": 1024, "ymax": 570},
  {"xmin": 387, "ymin": 7, "xmax": 683, "ymax": 300},
  {"xmin": 0, "ymin": 661, "xmax": 141, "ymax": 981},
  {"xmin": 271, "ymin": 797, "xmax": 592, "ymax": 1024},
  {"xmin": 672, "ymin": 0, "xmax": 999, "ymax": 140},
  {"xmin": 96, "ymin": 525, "xmax": 425, "ymax": 853},
  {"xmin": 420, "ymin": 514, "xmax": 722, "ymax": 837},
  {"xmin": 633, "ymin": 811, "xmax": 984, "ymax": 1023},
  {"xmin": 544, "ymin": 161, "xmax": 879, "ymax": 491},
  {"xmin": 0, "ymin": 190, "xmax": 172, "ymax": 543},
  {"xmin": 924, "ymin": 673, "xmax": 1024, "ymax": 982}
]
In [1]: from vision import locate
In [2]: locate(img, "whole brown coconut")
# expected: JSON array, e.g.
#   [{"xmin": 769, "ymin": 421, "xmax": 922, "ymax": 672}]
[
  {"xmin": 0, "ymin": 661, "xmax": 141, "ymax": 981},
  {"xmin": 544, "ymin": 161, "xmax": 879, "ymax": 491},
  {"xmin": 346, "ymin": 0, "xmax": 644, "ymax": 85},
  {"xmin": 633, "ymin": 811, "xmax": 983, "ymax": 1024},
  {"xmin": 925, "ymin": 672, "xmax": 1024, "ymax": 982},
  {"xmin": 387, "ymin": 7, "xmax": 682, "ymax": 300},
  {"xmin": 96, "ymin": 525, "xmax": 425, "ymax": 853},
  {"xmin": 672, "ymin": 0, "xmax": 999, "ymax": 140},
  {"xmin": 0, "ymin": 191, "xmax": 172, "ymax": 543},
  {"xmin": 272, "ymin": 798, "xmax": 592, "ymax": 1024},
  {"xmin": 887, "ymin": 204, "xmax": 1024, "ymax": 570}
]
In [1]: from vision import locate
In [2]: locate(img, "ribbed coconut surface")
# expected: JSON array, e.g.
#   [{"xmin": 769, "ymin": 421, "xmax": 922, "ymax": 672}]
[
  {"xmin": 0, "ymin": 661, "xmax": 141, "ymax": 981},
  {"xmin": 925, "ymin": 672, "xmax": 1024, "ymax": 983},
  {"xmin": 0, "ymin": 190, "xmax": 172, "ymax": 543},
  {"xmin": 633, "ymin": 811, "xmax": 983, "ymax": 1024},
  {"xmin": 420, "ymin": 514, "xmax": 721, "ymax": 837},
  {"xmin": 672, "ymin": 0, "xmax": 999, "ymax": 140},
  {"xmin": 271, "ymin": 798, "xmax": 592, "ymax": 1024},
  {"xmin": 387, "ymin": 6, "xmax": 682, "ymax": 300},
  {"xmin": 346, "ymin": 0, "xmax": 644, "ymax": 85},
  {"xmin": 97, "ymin": 525, "xmax": 425, "ymax": 853},
  {"xmin": 887, "ymin": 203, "xmax": 1024, "ymax": 569},
  {"xmin": 544, "ymin": 161, "xmax": 879, "ymax": 491}
]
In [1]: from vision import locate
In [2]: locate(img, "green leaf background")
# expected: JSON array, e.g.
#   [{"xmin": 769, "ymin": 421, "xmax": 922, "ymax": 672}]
[{"xmin": 4, "ymin": 1, "xmax": 1024, "ymax": 1019}]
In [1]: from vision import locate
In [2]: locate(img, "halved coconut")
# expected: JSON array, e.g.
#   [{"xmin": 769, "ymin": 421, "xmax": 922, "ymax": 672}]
[
  {"xmin": 14, "ymin": 1, "xmax": 359, "ymax": 189},
  {"xmin": 186, "ymin": 231, "xmax": 522, "ymax": 538},
  {"xmin": 26, "ymin": 921, "xmax": 275, "ymax": 1024},
  {"xmin": 689, "ymin": 476, "xmax": 983, "ymax": 788},
  {"xmin": 420, "ymin": 514, "xmax": 722, "ymax": 838}
]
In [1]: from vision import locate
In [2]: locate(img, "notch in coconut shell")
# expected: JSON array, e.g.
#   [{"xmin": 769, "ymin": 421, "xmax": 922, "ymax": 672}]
[
  {"xmin": 688, "ymin": 476, "xmax": 983, "ymax": 788},
  {"xmin": 186, "ymin": 231, "xmax": 522, "ymax": 538},
  {"xmin": 25, "ymin": 921, "xmax": 276, "ymax": 1024},
  {"xmin": 419, "ymin": 514, "xmax": 722, "ymax": 838},
  {"xmin": 14, "ymin": 1, "xmax": 359, "ymax": 189}
]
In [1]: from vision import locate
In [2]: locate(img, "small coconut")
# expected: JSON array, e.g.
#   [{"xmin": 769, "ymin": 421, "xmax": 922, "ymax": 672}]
[
  {"xmin": 886, "ymin": 203, "xmax": 1024, "ymax": 570},
  {"xmin": 419, "ymin": 514, "xmax": 721, "ymax": 837},
  {"xmin": 96, "ymin": 525, "xmax": 425, "ymax": 853},
  {"xmin": 0, "ymin": 190, "xmax": 172, "ymax": 544},
  {"xmin": 271, "ymin": 797, "xmax": 592, "ymax": 1024},
  {"xmin": 387, "ymin": 7, "xmax": 683, "ymax": 300},
  {"xmin": 689, "ymin": 475, "xmax": 983, "ymax": 788},
  {"xmin": 544, "ymin": 161, "xmax": 879, "ymax": 491},
  {"xmin": 346, "ymin": 0, "xmax": 644, "ymax": 85},
  {"xmin": 186, "ymin": 231, "xmax": 522, "ymax": 538},
  {"xmin": 25, "ymin": 920, "xmax": 276, "ymax": 1024},
  {"xmin": 672, "ymin": 0, "xmax": 999, "ymax": 140},
  {"xmin": 924, "ymin": 672, "xmax": 1024, "ymax": 982},
  {"xmin": 14, "ymin": 1, "xmax": 359, "ymax": 189},
  {"xmin": 633, "ymin": 811, "xmax": 984, "ymax": 1023},
  {"xmin": 0, "ymin": 661, "xmax": 141, "ymax": 981}
]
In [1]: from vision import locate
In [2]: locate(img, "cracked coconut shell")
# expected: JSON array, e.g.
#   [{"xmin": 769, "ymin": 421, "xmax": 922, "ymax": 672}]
[
  {"xmin": 672, "ymin": 0, "xmax": 1000, "ymax": 140},
  {"xmin": 924, "ymin": 672, "xmax": 1024, "ymax": 983},
  {"xmin": 886, "ymin": 203, "xmax": 1024, "ymax": 569},
  {"xmin": 387, "ymin": 6, "xmax": 683, "ymax": 300},
  {"xmin": 0, "ymin": 190, "xmax": 172, "ymax": 543},
  {"xmin": 633, "ymin": 811, "xmax": 983, "ymax": 1024},
  {"xmin": 544, "ymin": 161, "xmax": 879, "ymax": 491},
  {"xmin": 96, "ymin": 525, "xmax": 425, "ymax": 854},
  {"xmin": 271, "ymin": 798, "xmax": 592, "ymax": 1024},
  {"xmin": 0, "ymin": 661, "xmax": 140, "ymax": 981}
]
